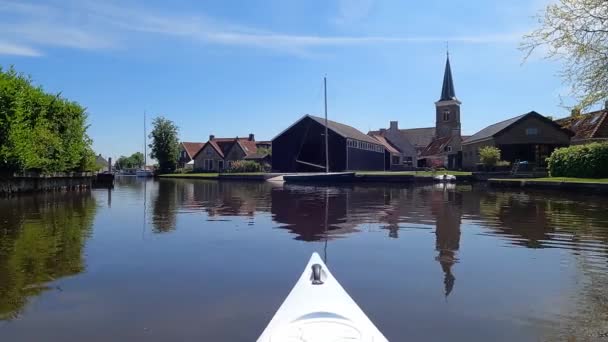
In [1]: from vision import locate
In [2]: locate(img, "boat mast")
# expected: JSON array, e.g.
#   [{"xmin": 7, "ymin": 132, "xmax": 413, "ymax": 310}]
[
  {"xmin": 324, "ymin": 77, "xmax": 329, "ymax": 173},
  {"xmin": 143, "ymin": 111, "xmax": 147, "ymax": 169}
]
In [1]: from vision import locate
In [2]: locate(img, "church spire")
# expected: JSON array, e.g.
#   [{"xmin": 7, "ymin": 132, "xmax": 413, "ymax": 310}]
[{"xmin": 439, "ymin": 52, "xmax": 457, "ymax": 102}]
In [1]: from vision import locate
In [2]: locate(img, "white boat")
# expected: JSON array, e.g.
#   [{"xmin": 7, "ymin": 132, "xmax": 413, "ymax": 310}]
[
  {"xmin": 135, "ymin": 169, "xmax": 153, "ymax": 177},
  {"xmin": 257, "ymin": 252, "xmax": 388, "ymax": 342},
  {"xmin": 434, "ymin": 174, "xmax": 456, "ymax": 182}
]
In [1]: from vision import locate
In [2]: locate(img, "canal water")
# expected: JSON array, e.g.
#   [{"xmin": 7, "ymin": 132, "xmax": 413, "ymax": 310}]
[{"xmin": 1, "ymin": 178, "xmax": 608, "ymax": 341}]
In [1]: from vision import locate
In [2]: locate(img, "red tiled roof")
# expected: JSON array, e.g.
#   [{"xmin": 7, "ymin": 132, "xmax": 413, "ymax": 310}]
[
  {"xmin": 236, "ymin": 138, "xmax": 258, "ymax": 156},
  {"xmin": 420, "ymin": 136, "xmax": 454, "ymax": 157},
  {"xmin": 181, "ymin": 142, "xmax": 205, "ymax": 158},
  {"xmin": 555, "ymin": 110, "xmax": 607, "ymax": 141},
  {"xmin": 370, "ymin": 134, "xmax": 401, "ymax": 154},
  {"xmin": 197, "ymin": 137, "xmax": 260, "ymax": 159}
]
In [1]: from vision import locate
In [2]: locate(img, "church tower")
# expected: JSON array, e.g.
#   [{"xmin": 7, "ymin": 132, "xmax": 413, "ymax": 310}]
[{"xmin": 435, "ymin": 52, "xmax": 461, "ymax": 139}]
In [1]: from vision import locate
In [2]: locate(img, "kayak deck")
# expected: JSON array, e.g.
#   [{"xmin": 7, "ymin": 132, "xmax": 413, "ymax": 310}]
[{"xmin": 257, "ymin": 252, "xmax": 388, "ymax": 342}]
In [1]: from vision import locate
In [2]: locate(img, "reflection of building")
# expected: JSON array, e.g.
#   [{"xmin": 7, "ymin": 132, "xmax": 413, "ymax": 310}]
[
  {"xmin": 271, "ymin": 185, "xmax": 359, "ymax": 241},
  {"xmin": 431, "ymin": 189, "xmax": 462, "ymax": 298}
]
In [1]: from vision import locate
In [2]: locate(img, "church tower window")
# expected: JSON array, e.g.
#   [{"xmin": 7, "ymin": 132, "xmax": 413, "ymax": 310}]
[{"xmin": 443, "ymin": 110, "xmax": 450, "ymax": 121}]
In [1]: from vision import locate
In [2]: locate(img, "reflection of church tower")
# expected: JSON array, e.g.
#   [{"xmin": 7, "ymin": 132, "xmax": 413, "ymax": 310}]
[
  {"xmin": 433, "ymin": 190, "xmax": 462, "ymax": 298},
  {"xmin": 435, "ymin": 52, "xmax": 462, "ymax": 140}
]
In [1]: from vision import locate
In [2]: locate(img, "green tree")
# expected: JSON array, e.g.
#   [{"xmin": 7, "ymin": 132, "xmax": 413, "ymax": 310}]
[
  {"xmin": 130, "ymin": 152, "xmax": 144, "ymax": 168},
  {"xmin": 521, "ymin": 0, "xmax": 608, "ymax": 110},
  {"xmin": 0, "ymin": 66, "xmax": 95, "ymax": 174},
  {"xmin": 479, "ymin": 146, "xmax": 501, "ymax": 167},
  {"xmin": 148, "ymin": 116, "xmax": 179, "ymax": 173}
]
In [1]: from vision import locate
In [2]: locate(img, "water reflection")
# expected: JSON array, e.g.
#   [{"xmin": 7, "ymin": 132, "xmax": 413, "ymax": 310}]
[
  {"xmin": 0, "ymin": 192, "xmax": 96, "ymax": 320},
  {"xmin": 2, "ymin": 179, "xmax": 608, "ymax": 341}
]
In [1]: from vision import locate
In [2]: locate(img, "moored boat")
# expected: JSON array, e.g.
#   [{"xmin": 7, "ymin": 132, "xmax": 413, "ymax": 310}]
[
  {"xmin": 283, "ymin": 172, "xmax": 356, "ymax": 183},
  {"xmin": 257, "ymin": 252, "xmax": 388, "ymax": 342},
  {"xmin": 434, "ymin": 174, "xmax": 456, "ymax": 182}
]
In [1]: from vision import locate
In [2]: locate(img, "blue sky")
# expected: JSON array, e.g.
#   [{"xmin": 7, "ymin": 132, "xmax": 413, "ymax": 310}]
[{"xmin": 0, "ymin": 0, "xmax": 575, "ymax": 160}]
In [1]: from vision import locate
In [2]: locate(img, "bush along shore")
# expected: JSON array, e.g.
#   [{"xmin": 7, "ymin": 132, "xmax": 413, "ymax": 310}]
[{"xmin": 0, "ymin": 67, "xmax": 97, "ymax": 192}]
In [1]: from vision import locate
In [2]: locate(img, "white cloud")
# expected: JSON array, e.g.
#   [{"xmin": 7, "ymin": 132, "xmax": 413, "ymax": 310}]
[
  {"xmin": 0, "ymin": 0, "xmax": 523, "ymax": 57},
  {"xmin": 332, "ymin": 0, "xmax": 375, "ymax": 26},
  {"xmin": 0, "ymin": 41, "xmax": 41, "ymax": 56}
]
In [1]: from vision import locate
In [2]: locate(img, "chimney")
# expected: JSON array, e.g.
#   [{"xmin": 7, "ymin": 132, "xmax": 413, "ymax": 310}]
[
  {"xmin": 248, "ymin": 133, "xmax": 255, "ymax": 141},
  {"xmin": 389, "ymin": 121, "xmax": 398, "ymax": 130},
  {"xmin": 379, "ymin": 128, "xmax": 386, "ymax": 134},
  {"xmin": 209, "ymin": 134, "xmax": 215, "ymax": 141}
]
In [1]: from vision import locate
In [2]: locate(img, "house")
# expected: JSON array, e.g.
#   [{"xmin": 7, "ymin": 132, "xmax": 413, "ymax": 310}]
[
  {"xmin": 95, "ymin": 154, "xmax": 109, "ymax": 172},
  {"xmin": 255, "ymin": 140, "xmax": 272, "ymax": 150},
  {"xmin": 369, "ymin": 133, "xmax": 408, "ymax": 170},
  {"xmin": 178, "ymin": 142, "xmax": 204, "ymax": 168},
  {"xmin": 193, "ymin": 134, "xmax": 260, "ymax": 172},
  {"xmin": 369, "ymin": 53, "xmax": 464, "ymax": 169},
  {"xmin": 462, "ymin": 111, "xmax": 573, "ymax": 170},
  {"xmin": 272, "ymin": 115, "xmax": 385, "ymax": 172},
  {"xmin": 555, "ymin": 107, "xmax": 608, "ymax": 145}
]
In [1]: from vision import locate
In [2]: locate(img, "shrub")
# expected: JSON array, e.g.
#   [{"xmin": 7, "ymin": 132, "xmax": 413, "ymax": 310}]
[
  {"xmin": 478, "ymin": 146, "xmax": 501, "ymax": 167},
  {"xmin": 496, "ymin": 160, "xmax": 511, "ymax": 167},
  {"xmin": 226, "ymin": 160, "xmax": 264, "ymax": 173},
  {"xmin": 547, "ymin": 142, "xmax": 608, "ymax": 178}
]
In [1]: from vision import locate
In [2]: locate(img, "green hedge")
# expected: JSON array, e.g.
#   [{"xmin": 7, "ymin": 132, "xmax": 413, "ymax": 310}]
[
  {"xmin": 547, "ymin": 142, "xmax": 608, "ymax": 178},
  {"xmin": 226, "ymin": 160, "xmax": 264, "ymax": 173},
  {"xmin": 0, "ymin": 66, "xmax": 95, "ymax": 173}
]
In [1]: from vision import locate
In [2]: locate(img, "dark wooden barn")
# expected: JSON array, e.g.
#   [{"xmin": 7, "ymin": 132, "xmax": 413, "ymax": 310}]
[{"xmin": 272, "ymin": 115, "xmax": 385, "ymax": 172}]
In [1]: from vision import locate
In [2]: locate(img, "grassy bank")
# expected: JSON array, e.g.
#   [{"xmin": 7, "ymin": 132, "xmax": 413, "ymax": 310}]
[
  {"xmin": 357, "ymin": 171, "xmax": 471, "ymax": 177},
  {"xmin": 491, "ymin": 177, "xmax": 608, "ymax": 184}
]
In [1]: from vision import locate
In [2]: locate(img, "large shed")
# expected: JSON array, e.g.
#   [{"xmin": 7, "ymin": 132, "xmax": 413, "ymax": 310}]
[
  {"xmin": 272, "ymin": 115, "xmax": 385, "ymax": 172},
  {"xmin": 462, "ymin": 111, "xmax": 573, "ymax": 169}
]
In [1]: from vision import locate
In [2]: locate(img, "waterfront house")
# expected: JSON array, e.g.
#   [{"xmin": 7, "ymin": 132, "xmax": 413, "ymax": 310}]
[
  {"xmin": 178, "ymin": 142, "xmax": 204, "ymax": 169},
  {"xmin": 462, "ymin": 111, "xmax": 573, "ymax": 170},
  {"xmin": 193, "ymin": 134, "xmax": 260, "ymax": 172},
  {"xmin": 368, "ymin": 133, "xmax": 408, "ymax": 170},
  {"xmin": 369, "ymin": 53, "xmax": 465, "ymax": 169},
  {"xmin": 95, "ymin": 154, "xmax": 109, "ymax": 172},
  {"xmin": 555, "ymin": 106, "xmax": 608, "ymax": 145},
  {"xmin": 272, "ymin": 115, "xmax": 385, "ymax": 172}
]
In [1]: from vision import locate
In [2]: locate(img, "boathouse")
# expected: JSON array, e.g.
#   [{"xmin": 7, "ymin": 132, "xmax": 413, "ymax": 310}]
[
  {"xmin": 462, "ymin": 111, "xmax": 573, "ymax": 170},
  {"xmin": 272, "ymin": 115, "xmax": 385, "ymax": 172}
]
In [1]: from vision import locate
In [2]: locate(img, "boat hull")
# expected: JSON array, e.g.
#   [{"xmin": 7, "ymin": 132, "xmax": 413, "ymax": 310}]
[
  {"xmin": 283, "ymin": 172, "xmax": 356, "ymax": 183},
  {"xmin": 257, "ymin": 252, "xmax": 388, "ymax": 342}
]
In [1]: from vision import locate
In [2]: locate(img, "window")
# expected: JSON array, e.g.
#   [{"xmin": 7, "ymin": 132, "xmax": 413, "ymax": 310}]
[
  {"xmin": 444, "ymin": 145, "xmax": 452, "ymax": 152},
  {"xmin": 218, "ymin": 160, "xmax": 224, "ymax": 170},
  {"xmin": 392, "ymin": 155, "xmax": 400, "ymax": 165},
  {"xmin": 404, "ymin": 156, "xmax": 413, "ymax": 166},
  {"xmin": 181, "ymin": 151, "xmax": 187, "ymax": 158},
  {"xmin": 443, "ymin": 110, "xmax": 450, "ymax": 121},
  {"xmin": 526, "ymin": 127, "xmax": 538, "ymax": 136},
  {"xmin": 206, "ymin": 149, "xmax": 213, "ymax": 156},
  {"xmin": 205, "ymin": 159, "xmax": 214, "ymax": 170}
]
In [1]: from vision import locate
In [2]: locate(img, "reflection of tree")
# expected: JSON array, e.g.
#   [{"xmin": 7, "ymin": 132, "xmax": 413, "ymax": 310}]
[
  {"xmin": 0, "ymin": 192, "xmax": 96, "ymax": 320},
  {"xmin": 152, "ymin": 180, "xmax": 179, "ymax": 233}
]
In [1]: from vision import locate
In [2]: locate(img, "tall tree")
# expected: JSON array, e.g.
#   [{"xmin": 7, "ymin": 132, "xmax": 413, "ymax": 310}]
[
  {"xmin": 0, "ymin": 66, "xmax": 95, "ymax": 174},
  {"xmin": 148, "ymin": 116, "xmax": 179, "ymax": 173},
  {"xmin": 521, "ymin": 0, "xmax": 608, "ymax": 110}
]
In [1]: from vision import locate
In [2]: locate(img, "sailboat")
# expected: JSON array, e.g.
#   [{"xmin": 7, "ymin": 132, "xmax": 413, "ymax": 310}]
[
  {"xmin": 136, "ymin": 111, "xmax": 154, "ymax": 177},
  {"xmin": 283, "ymin": 77, "xmax": 356, "ymax": 183}
]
